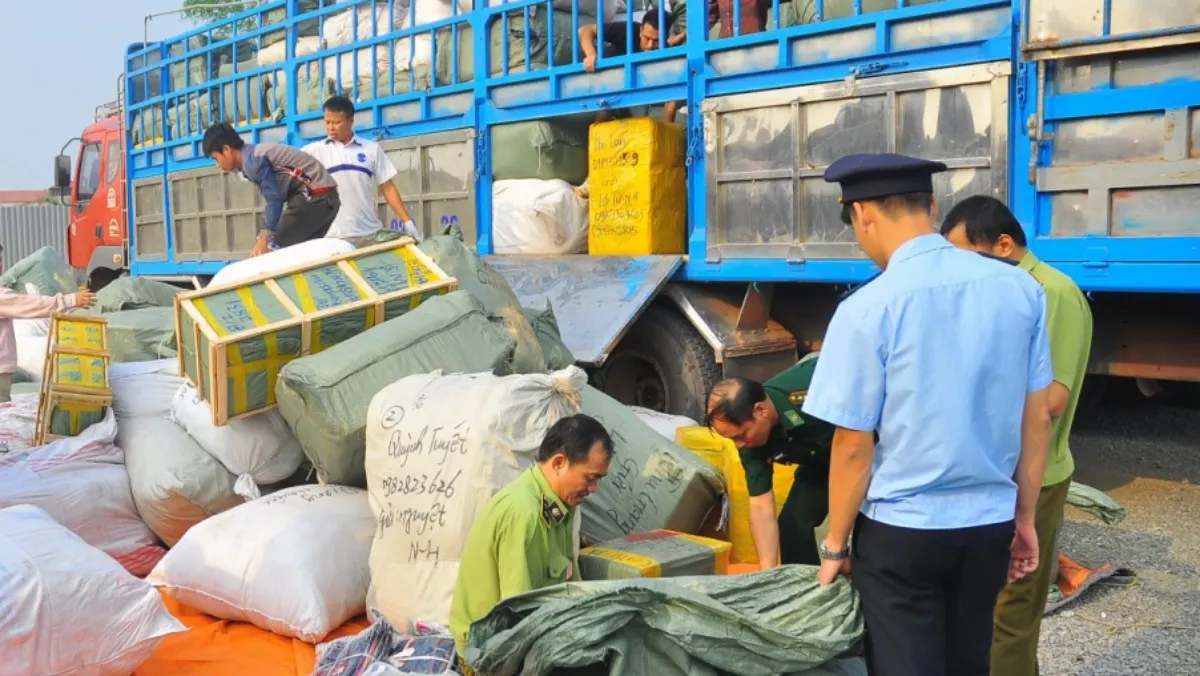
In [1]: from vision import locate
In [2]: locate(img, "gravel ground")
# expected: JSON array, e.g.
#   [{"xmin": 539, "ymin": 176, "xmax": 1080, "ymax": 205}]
[{"xmin": 1038, "ymin": 381, "xmax": 1200, "ymax": 675}]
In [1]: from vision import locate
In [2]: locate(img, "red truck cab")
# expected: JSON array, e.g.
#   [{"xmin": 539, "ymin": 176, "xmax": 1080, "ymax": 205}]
[{"xmin": 54, "ymin": 104, "xmax": 128, "ymax": 288}]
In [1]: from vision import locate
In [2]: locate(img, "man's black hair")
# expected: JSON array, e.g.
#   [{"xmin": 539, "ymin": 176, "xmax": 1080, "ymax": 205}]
[
  {"xmin": 940, "ymin": 195, "xmax": 1028, "ymax": 248},
  {"xmin": 840, "ymin": 192, "xmax": 934, "ymax": 225},
  {"xmin": 705, "ymin": 377, "xmax": 768, "ymax": 427},
  {"xmin": 323, "ymin": 95, "xmax": 355, "ymax": 118},
  {"xmin": 201, "ymin": 122, "xmax": 245, "ymax": 156},
  {"xmin": 641, "ymin": 9, "xmax": 672, "ymax": 33},
  {"xmin": 537, "ymin": 414, "xmax": 614, "ymax": 464}
]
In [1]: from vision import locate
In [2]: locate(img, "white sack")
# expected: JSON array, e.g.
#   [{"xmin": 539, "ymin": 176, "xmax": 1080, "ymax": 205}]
[
  {"xmin": 0, "ymin": 410, "xmax": 166, "ymax": 576},
  {"xmin": 210, "ymin": 237, "xmax": 355, "ymax": 287},
  {"xmin": 15, "ymin": 334, "xmax": 47, "ymax": 382},
  {"xmin": 169, "ymin": 384, "xmax": 304, "ymax": 500},
  {"xmin": 258, "ymin": 35, "xmax": 325, "ymax": 66},
  {"xmin": 111, "ymin": 359, "xmax": 186, "ymax": 420},
  {"xmin": 492, "ymin": 179, "xmax": 589, "ymax": 255},
  {"xmin": 121, "ymin": 415, "xmax": 242, "ymax": 547},
  {"xmin": 13, "ymin": 317, "xmax": 49, "ymax": 338},
  {"xmin": 148, "ymin": 485, "xmax": 375, "ymax": 643},
  {"xmin": 0, "ymin": 505, "xmax": 185, "ymax": 676},
  {"xmin": 0, "ymin": 394, "xmax": 39, "ymax": 456},
  {"xmin": 365, "ymin": 365, "xmax": 588, "ymax": 628},
  {"xmin": 629, "ymin": 406, "xmax": 698, "ymax": 441}
]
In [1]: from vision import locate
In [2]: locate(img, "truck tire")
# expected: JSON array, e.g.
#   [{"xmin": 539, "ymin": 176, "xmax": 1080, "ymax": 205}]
[{"xmin": 597, "ymin": 302, "xmax": 720, "ymax": 422}]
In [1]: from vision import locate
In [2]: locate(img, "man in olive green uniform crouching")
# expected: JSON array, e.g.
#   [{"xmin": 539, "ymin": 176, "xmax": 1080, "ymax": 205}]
[{"xmin": 706, "ymin": 353, "xmax": 835, "ymax": 568}]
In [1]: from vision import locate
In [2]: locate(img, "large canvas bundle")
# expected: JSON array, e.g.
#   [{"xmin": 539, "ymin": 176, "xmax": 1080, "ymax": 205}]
[
  {"xmin": 365, "ymin": 366, "xmax": 588, "ymax": 628},
  {"xmin": 276, "ymin": 291, "xmax": 519, "ymax": 488},
  {"xmin": 578, "ymin": 386, "xmax": 726, "ymax": 545}
]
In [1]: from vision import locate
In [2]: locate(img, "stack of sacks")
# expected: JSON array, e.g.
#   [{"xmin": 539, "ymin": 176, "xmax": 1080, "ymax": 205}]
[
  {"xmin": 676, "ymin": 426, "xmax": 795, "ymax": 565},
  {"xmin": 419, "ymin": 233, "xmax": 545, "ymax": 373},
  {"xmin": 365, "ymin": 366, "xmax": 589, "ymax": 628},
  {"xmin": 148, "ymin": 485, "xmax": 375, "ymax": 643},
  {"xmin": 94, "ymin": 276, "xmax": 181, "ymax": 312},
  {"xmin": 578, "ymin": 385, "xmax": 727, "ymax": 545},
  {"xmin": 0, "ymin": 505, "xmax": 185, "ymax": 674},
  {"xmin": 0, "ymin": 246, "xmax": 77, "ymax": 296},
  {"xmin": 0, "ymin": 410, "xmax": 166, "ymax": 576},
  {"xmin": 275, "ymin": 290, "xmax": 521, "ymax": 488}
]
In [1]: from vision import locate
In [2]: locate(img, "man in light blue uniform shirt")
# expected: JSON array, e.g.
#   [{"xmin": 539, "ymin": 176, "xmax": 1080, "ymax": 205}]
[{"xmin": 801, "ymin": 153, "xmax": 1054, "ymax": 676}]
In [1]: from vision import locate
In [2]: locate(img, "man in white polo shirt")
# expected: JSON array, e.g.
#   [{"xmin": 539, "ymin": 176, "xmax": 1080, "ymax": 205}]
[{"xmin": 303, "ymin": 96, "xmax": 420, "ymax": 246}]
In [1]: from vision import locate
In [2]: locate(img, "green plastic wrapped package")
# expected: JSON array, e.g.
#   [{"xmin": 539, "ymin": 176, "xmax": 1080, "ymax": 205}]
[
  {"xmin": 522, "ymin": 301, "xmax": 575, "ymax": 371},
  {"xmin": 579, "ymin": 385, "xmax": 726, "ymax": 545},
  {"xmin": 95, "ymin": 277, "xmax": 181, "ymax": 312},
  {"xmin": 419, "ymin": 234, "xmax": 546, "ymax": 374},
  {"xmin": 491, "ymin": 119, "xmax": 590, "ymax": 185},
  {"xmin": 434, "ymin": 9, "xmax": 575, "ymax": 87},
  {"xmin": 466, "ymin": 565, "xmax": 865, "ymax": 676},
  {"xmin": 100, "ymin": 307, "xmax": 178, "ymax": 363},
  {"xmin": 1067, "ymin": 481, "xmax": 1127, "ymax": 525},
  {"xmin": 1, "ymin": 247, "xmax": 76, "ymax": 296},
  {"xmin": 275, "ymin": 291, "xmax": 520, "ymax": 488}
]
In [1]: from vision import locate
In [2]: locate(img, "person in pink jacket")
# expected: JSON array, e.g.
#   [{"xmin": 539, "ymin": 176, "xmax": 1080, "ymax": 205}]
[{"xmin": 0, "ymin": 247, "xmax": 95, "ymax": 402}]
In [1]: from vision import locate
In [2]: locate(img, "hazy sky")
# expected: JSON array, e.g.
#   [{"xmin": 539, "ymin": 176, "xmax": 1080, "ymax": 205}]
[{"xmin": 0, "ymin": 1, "xmax": 190, "ymax": 189}]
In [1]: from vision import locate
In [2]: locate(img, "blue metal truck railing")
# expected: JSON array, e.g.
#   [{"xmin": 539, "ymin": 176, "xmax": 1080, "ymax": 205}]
[{"xmin": 123, "ymin": 0, "xmax": 1200, "ymax": 292}]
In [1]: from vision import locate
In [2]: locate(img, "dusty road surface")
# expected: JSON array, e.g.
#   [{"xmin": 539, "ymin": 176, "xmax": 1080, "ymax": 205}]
[{"xmin": 1038, "ymin": 381, "xmax": 1200, "ymax": 675}]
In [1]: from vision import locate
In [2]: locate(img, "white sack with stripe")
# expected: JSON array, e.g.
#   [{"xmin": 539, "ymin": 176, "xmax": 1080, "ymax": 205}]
[{"xmin": 0, "ymin": 410, "xmax": 166, "ymax": 576}]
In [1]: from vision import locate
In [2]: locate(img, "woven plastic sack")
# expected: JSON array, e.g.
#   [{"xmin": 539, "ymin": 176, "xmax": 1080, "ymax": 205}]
[
  {"xmin": 521, "ymin": 301, "xmax": 575, "ymax": 371},
  {"xmin": 95, "ymin": 276, "xmax": 181, "ymax": 312},
  {"xmin": 0, "ymin": 246, "xmax": 76, "ymax": 295}
]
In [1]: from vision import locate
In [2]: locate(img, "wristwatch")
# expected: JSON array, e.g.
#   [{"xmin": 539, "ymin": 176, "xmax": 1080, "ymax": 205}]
[{"xmin": 818, "ymin": 541, "xmax": 851, "ymax": 561}]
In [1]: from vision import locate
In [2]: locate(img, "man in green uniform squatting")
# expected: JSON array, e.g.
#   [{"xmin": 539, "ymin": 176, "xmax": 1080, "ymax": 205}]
[
  {"xmin": 705, "ymin": 353, "xmax": 835, "ymax": 568},
  {"xmin": 450, "ymin": 414, "xmax": 614, "ymax": 669}
]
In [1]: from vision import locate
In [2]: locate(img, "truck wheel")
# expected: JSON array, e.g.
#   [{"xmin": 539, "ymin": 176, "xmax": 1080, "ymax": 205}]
[{"xmin": 598, "ymin": 303, "xmax": 720, "ymax": 422}]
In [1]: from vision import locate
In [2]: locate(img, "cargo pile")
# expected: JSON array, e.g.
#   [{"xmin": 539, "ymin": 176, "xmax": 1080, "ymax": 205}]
[{"xmin": 0, "ymin": 242, "xmax": 867, "ymax": 675}]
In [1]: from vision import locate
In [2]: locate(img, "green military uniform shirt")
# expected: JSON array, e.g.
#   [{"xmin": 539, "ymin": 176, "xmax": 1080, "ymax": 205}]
[
  {"xmin": 739, "ymin": 352, "xmax": 837, "ymax": 497},
  {"xmin": 450, "ymin": 467, "xmax": 577, "ymax": 653},
  {"xmin": 1019, "ymin": 251, "xmax": 1092, "ymax": 487}
]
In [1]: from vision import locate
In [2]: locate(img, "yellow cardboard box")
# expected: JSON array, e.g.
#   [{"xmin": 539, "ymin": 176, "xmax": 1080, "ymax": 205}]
[
  {"xmin": 675, "ymin": 426, "xmax": 796, "ymax": 565},
  {"xmin": 578, "ymin": 529, "xmax": 732, "ymax": 580},
  {"xmin": 587, "ymin": 117, "xmax": 687, "ymax": 256}
]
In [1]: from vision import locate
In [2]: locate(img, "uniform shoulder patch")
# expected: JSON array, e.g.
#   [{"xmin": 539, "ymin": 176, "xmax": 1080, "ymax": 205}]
[
  {"xmin": 788, "ymin": 390, "xmax": 807, "ymax": 407},
  {"xmin": 784, "ymin": 409, "xmax": 803, "ymax": 426}
]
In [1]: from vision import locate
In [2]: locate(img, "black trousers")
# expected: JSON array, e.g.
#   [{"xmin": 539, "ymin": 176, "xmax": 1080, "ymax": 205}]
[
  {"xmin": 852, "ymin": 514, "xmax": 1014, "ymax": 676},
  {"xmin": 274, "ymin": 190, "xmax": 340, "ymax": 248},
  {"xmin": 778, "ymin": 470, "xmax": 828, "ymax": 566}
]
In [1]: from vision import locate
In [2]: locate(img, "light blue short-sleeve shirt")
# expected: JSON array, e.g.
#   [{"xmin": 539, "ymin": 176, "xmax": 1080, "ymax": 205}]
[{"xmin": 802, "ymin": 234, "xmax": 1052, "ymax": 530}]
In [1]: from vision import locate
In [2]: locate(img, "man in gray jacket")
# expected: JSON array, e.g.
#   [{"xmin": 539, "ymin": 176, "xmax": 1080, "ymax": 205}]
[{"xmin": 203, "ymin": 122, "xmax": 341, "ymax": 257}]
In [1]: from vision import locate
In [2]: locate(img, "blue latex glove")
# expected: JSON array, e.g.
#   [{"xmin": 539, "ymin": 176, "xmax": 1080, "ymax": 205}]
[{"xmin": 392, "ymin": 218, "xmax": 421, "ymax": 242}]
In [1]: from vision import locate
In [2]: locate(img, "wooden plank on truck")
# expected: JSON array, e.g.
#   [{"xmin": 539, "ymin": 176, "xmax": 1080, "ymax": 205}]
[{"xmin": 174, "ymin": 238, "xmax": 457, "ymax": 427}]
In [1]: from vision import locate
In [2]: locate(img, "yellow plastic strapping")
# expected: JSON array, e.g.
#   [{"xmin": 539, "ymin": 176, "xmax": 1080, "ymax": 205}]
[
  {"xmin": 583, "ymin": 547, "xmax": 663, "ymax": 578},
  {"xmin": 235, "ymin": 287, "xmax": 283, "ymax": 407},
  {"xmin": 290, "ymin": 273, "xmax": 323, "ymax": 352},
  {"xmin": 670, "ymin": 532, "xmax": 733, "ymax": 575},
  {"xmin": 343, "ymin": 261, "xmax": 379, "ymax": 328}
]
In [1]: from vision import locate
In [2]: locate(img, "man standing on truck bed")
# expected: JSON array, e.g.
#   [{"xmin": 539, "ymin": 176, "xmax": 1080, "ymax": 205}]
[
  {"xmin": 302, "ymin": 96, "xmax": 420, "ymax": 247},
  {"xmin": 803, "ymin": 153, "xmax": 1053, "ymax": 676},
  {"xmin": 579, "ymin": 12, "xmax": 682, "ymax": 123},
  {"xmin": 941, "ymin": 195, "xmax": 1093, "ymax": 676},
  {"xmin": 705, "ymin": 353, "xmax": 834, "ymax": 568},
  {"xmin": 202, "ymin": 122, "xmax": 341, "ymax": 257}
]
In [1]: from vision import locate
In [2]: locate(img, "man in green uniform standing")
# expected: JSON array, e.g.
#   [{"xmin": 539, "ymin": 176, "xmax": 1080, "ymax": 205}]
[
  {"xmin": 941, "ymin": 195, "xmax": 1093, "ymax": 676},
  {"xmin": 705, "ymin": 353, "xmax": 835, "ymax": 568},
  {"xmin": 450, "ymin": 414, "xmax": 614, "ymax": 663}
]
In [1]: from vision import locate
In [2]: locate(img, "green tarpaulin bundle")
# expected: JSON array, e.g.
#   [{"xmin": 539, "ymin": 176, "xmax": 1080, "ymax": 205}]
[
  {"xmin": 419, "ymin": 234, "xmax": 546, "ymax": 374},
  {"xmin": 95, "ymin": 277, "xmax": 181, "ymax": 312},
  {"xmin": 98, "ymin": 307, "xmax": 177, "ymax": 363},
  {"xmin": 579, "ymin": 385, "xmax": 726, "ymax": 545},
  {"xmin": 1067, "ymin": 481, "xmax": 1127, "ymax": 525},
  {"xmin": 491, "ymin": 119, "xmax": 590, "ymax": 186},
  {"xmin": 0, "ymin": 247, "xmax": 76, "ymax": 296},
  {"xmin": 275, "ymin": 290, "xmax": 521, "ymax": 488},
  {"xmin": 522, "ymin": 301, "xmax": 575, "ymax": 371},
  {"xmin": 466, "ymin": 566, "xmax": 865, "ymax": 676}
]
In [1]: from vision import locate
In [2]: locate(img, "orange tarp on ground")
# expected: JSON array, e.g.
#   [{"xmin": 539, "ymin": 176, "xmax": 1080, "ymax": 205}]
[{"xmin": 134, "ymin": 592, "xmax": 370, "ymax": 676}]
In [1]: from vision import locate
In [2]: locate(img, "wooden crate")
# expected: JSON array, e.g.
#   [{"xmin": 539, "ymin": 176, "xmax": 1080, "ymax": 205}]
[
  {"xmin": 34, "ymin": 314, "xmax": 112, "ymax": 445},
  {"xmin": 175, "ymin": 237, "xmax": 457, "ymax": 426}
]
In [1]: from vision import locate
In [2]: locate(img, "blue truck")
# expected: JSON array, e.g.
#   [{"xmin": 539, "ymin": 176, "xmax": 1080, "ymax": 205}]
[{"xmin": 54, "ymin": 0, "xmax": 1200, "ymax": 420}]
